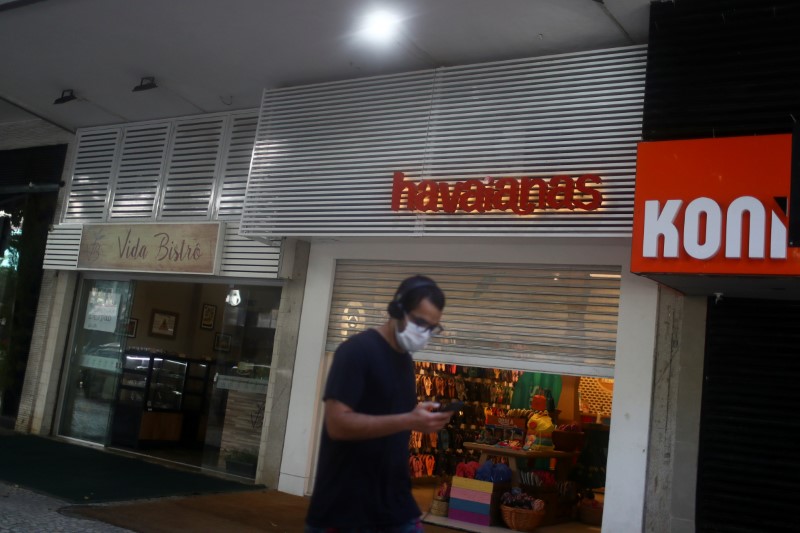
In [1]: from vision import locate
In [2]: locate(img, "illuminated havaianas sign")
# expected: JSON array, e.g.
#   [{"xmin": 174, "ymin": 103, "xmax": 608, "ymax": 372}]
[
  {"xmin": 77, "ymin": 223, "xmax": 222, "ymax": 274},
  {"xmin": 631, "ymin": 134, "xmax": 800, "ymax": 276},
  {"xmin": 391, "ymin": 172, "xmax": 603, "ymax": 214}
]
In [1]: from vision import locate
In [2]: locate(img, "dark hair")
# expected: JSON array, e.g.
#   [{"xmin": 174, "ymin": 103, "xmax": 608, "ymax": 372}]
[{"xmin": 388, "ymin": 275, "xmax": 445, "ymax": 318}]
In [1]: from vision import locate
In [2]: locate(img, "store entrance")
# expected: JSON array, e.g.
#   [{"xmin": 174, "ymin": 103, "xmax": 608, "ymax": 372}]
[
  {"xmin": 412, "ymin": 361, "xmax": 611, "ymax": 530},
  {"xmin": 59, "ymin": 278, "xmax": 281, "ymax": 479}
]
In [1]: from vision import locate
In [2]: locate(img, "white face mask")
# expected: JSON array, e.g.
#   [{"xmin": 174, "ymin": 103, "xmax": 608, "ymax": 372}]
[{"xmin": 395, "ymin": 319, "xmax": 431, "ymax": 353}]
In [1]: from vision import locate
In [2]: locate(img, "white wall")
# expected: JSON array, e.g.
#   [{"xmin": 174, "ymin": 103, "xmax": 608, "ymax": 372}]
[
  {"xmin": 278, "ymin": 236, "xmax": 659, "ymax": 533},
  {"xmin": 604, "ymin": 267, "xmax": 660, "ymax": 531}
]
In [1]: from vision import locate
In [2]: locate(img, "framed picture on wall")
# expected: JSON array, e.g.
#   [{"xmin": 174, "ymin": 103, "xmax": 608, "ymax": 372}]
[
  {"xmin": 214, "ymin": 332, "xmax": 231, "ymax": 352},
  {"xmin": 150, "ymin": 310, "xmax": 178, "ymax": 339},
  {"xmin": 200, "ymin": 303, "xmax": 216, "ymax": 330},
  {"xmin": 125, "ymin": 318, "xmax": 138, "ymax": 338}
]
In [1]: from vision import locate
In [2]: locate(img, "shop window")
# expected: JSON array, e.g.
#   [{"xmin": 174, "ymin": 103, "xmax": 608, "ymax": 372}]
[
  {"xmin": 57, "ymin": 278, "xmax": 281, "ymax": 480},
  {"xmin": 410, "ymin": 361, "xmax": 611, "ymax": 528},
  {"xmin": 59, "ymin": 280, "xmax": 135, "ymax": 444}
]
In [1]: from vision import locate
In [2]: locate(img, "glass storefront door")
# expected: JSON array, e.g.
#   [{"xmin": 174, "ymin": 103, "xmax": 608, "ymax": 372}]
[
  {"xmin": 59, "ymin": 279, "xmax": 134, "ymax": 444},
  {"xmin": 202, "ymin": 284, "xmax": 281, "ymax": 478}
]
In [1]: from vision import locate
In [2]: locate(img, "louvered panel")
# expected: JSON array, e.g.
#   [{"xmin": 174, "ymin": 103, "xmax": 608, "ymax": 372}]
[
  {"xmin": 109, "ymin": 122, "xmax": 170, "ymax": 219},
  {"xmin": 242, "ymin": 46, "xmax": 646, "ymax": 239},
  {"xmin": 217, "ymin": 112, "xmax": 258, "ymax": 219},
  {"xmin": 159, "ymin": 117, "xmax": 225, "ymax": 219},
  {"xmin": 698, "ymin": 297, "xmax": 800, "ymax": 532},
  {"xmin": 645, "ymin": 0, "xmax": 800, "ymax": 140},
  {"xmin": 219, "ymin": 223, "xmax": 280, "ymax": 279},
  {"xmin": 42, "ymin": 224, "xmax": 82, "ymax": 269},
  {"xmin": 326, "ymin": 260, "xmax": 620, "ymax": 372},
  {"xmin": 64, "ymin": 129, "xmax": 121, "ymax": 221},
  {"xmin": 242, "ymin": 70, "xmax": 437, "ymax": 239}
]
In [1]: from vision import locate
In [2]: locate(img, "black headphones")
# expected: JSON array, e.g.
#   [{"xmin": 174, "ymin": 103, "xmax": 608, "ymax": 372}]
[{"xmin": 387, "ymin": 277, "xmax": 437, "ymax": 319}]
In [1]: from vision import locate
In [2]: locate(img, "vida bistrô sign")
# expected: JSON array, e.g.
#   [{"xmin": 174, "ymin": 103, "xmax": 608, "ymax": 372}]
[{"xmin": 78, "ymin": 223, "xmax": 222, "ymax": 274}]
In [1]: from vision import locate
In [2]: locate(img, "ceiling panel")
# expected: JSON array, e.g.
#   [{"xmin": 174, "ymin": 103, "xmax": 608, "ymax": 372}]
[{"xmin": 0, "ymin": 0, "xmax": 650, "ymax": 131}]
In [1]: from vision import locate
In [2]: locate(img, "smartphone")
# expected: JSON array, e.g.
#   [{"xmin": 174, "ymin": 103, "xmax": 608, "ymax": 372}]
[{"xmin": 436, "ymin": 400, "xmax": 464, "ymax": 413}]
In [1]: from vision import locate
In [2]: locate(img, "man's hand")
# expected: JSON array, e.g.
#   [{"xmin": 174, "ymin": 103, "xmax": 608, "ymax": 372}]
[
  {"xmin": 324, "ymin": 399, "xmax": 454, "ymax": 440},
  {"xmin": 407, "ymin": 401, "xmax": 455, "ymax": 433}
]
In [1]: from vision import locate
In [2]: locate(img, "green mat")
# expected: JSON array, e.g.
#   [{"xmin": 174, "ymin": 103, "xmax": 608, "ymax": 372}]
[{"xmin": 0, "ymin": 433, "xmax": 261, "ymax": 503}]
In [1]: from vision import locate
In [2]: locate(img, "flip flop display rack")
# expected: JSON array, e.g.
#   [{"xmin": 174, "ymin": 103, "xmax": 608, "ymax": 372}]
[{"xmin": 410, "ymin": 362, "xmax": 522, "ymax": 479}]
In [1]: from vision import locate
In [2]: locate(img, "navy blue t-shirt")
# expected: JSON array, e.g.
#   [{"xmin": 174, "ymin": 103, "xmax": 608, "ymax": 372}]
[{"xmin": 306, "ymin": 329, "xmax": 419, "ymax": 528}]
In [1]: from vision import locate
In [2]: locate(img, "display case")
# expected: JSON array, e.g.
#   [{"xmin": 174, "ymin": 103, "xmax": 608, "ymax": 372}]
[
  {"xmin": 110, "ymin": 349, "xmax": 213, "ymax": 448},
  {"xmin": 147, "ymin": 358, "xmax": 187, "ymax": 410}
]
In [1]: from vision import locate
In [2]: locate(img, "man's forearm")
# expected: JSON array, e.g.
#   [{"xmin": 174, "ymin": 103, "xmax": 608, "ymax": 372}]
[{"xmin": 326, "ymin": 410, "xmax": 412, "ymax": 440}]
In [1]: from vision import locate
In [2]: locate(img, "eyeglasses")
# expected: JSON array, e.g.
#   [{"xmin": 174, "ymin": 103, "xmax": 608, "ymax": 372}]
[{"xmin": 406, "ymin": 313, "xmax": 444, "ymax": 335}]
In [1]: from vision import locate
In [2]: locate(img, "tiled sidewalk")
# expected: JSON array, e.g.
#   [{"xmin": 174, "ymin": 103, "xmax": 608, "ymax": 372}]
[{"xmin": 0, "ymin": 482, "xmax": 131, "ymax": 533}]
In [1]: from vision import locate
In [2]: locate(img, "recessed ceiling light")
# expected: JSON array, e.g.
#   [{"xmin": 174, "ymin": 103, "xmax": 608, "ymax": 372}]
[
  {"xmin": 362, "ymin": 10, "xmax": 401, "ymax": 43},
  {"xmin": 590, "ymin": 273, "xmax": 622, "ymax": 279}
]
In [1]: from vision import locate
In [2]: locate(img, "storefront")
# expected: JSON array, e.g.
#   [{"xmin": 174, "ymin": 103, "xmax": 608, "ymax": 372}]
[
  {"xmin": 631, "ymin": 2, "xmax": 800, "ymax": 530},
  {"xmin": 20, "ymin": 109, "xmax": 306, "ymax": 484},
  {"xmin": 53, "ymin": 223, "xmax": 282, "ymax": 479},
  {"xmin": 241, "ymin": 45, "xmax": 659, "ymax": 531},
  {"xmin": 632, "ymin": 133, "xmax": 800, "ymax": 532}
]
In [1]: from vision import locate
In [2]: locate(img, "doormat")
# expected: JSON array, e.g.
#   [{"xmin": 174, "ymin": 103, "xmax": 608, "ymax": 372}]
[{"xmin": 0, "ymin": 433, "xmax": 260, "ymax": 503}]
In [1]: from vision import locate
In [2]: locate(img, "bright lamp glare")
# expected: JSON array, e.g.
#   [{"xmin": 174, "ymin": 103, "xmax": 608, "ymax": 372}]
[{"xmin": 362, "ymin": 10, "xmax": 400, "ymax": 42}]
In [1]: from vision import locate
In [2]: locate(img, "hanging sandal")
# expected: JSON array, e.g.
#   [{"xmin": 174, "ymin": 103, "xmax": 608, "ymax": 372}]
[
  {"xmin": 435, "ymin": 376, "xmax": 445, "ymax": 397},
  {"xmin": 425, "ymin": 454, "xmax": 436, "ymax": 476}
]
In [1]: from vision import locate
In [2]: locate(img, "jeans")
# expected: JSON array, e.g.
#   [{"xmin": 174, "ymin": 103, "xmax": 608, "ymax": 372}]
[{"xmin": 304, "ymin": 518, "xmax": 423, "ymax": 533}]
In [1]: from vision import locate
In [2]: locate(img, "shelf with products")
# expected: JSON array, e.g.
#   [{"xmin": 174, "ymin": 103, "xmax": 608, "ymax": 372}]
[
  {"xmin": 418, "ymin": 368, "xmax": 607, "ymax": 533},
  {"xmin": 409, "ymin": 362, "xmax": 523, "ymax": 480}
]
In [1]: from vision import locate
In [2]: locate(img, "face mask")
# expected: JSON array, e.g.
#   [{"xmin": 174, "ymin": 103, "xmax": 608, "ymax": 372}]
[{"xmin": 395, "ymin": 319, "xmax": 431, "ymax": 353}]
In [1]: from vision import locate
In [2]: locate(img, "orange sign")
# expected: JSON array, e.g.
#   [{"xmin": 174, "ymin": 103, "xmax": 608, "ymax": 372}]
[{"xmin": 631, "ymin": 134, "xmax": 797, "ymax": 275}]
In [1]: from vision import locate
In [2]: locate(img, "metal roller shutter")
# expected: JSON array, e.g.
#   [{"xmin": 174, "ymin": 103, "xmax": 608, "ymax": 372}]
[
  {"xmin": 326, "ymin": 260, "xmax": 620, "ymax": 374},
  {"xmin": 697, "ymin": 297, "xmax": 800, "ymax": 532}
]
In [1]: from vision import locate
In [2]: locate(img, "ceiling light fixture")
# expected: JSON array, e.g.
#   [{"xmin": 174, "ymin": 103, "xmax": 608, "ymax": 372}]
[
  {"xmin": 590, "ymin": 273, "xmax": 622, "ymax": 279},
  {"xmin": 53, "ymin": 89, "xmax": 77, "ymax": 105},
  {"xmin": 362, "ymin": 10, "xmax": 401, "ymax": 43},
  {"xmin": 132, "ymin": 76, "xmax": 158, "ymax": 92},
  {"xmin": 226, "ymin": 289, "xmax": 242, "ymax": 307}
]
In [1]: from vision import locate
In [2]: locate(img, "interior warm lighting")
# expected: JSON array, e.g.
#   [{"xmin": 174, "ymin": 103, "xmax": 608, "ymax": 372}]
[
  {"xmin": 361, "ymin": 10, "xmax": 401, "ymax": 42},
  {"xmin": 589, "ymin": 273, "xmax": 622, "ymax": 279},
  {"xmin": 341, "ymin": 302, "xmax": 365, "ymax": 337},
  {"xmin": 226, "ymin": 289, "xmax": 242, "ymax": 306}
]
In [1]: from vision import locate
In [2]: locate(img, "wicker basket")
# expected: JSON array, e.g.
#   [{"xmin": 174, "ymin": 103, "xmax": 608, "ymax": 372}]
[
  {"xmin": 500, "ymin": 505, "xmax": 546, "ymax": 532},
  {"xmin": 578, "ymin": 504, "xmax": 603, "ymax": 526},
  {"xmin": 430, "ymin": 498, "xmax": 448, "ymax": 517}
]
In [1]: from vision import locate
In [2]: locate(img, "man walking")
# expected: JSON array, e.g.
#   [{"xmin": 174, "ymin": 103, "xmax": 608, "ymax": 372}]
[{"xmin": 305, "ymin": 275, "xmax": 454, "ymax": 532}]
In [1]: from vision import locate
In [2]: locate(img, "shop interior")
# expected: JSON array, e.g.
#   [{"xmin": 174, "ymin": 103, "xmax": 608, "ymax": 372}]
[
  {"xmin": 412, "ymin": 361, "xmax": 611, "ymax": 530},
  {"xmin": 58, "ymin": 278, "xmax": 282, "ymax": 479}
]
